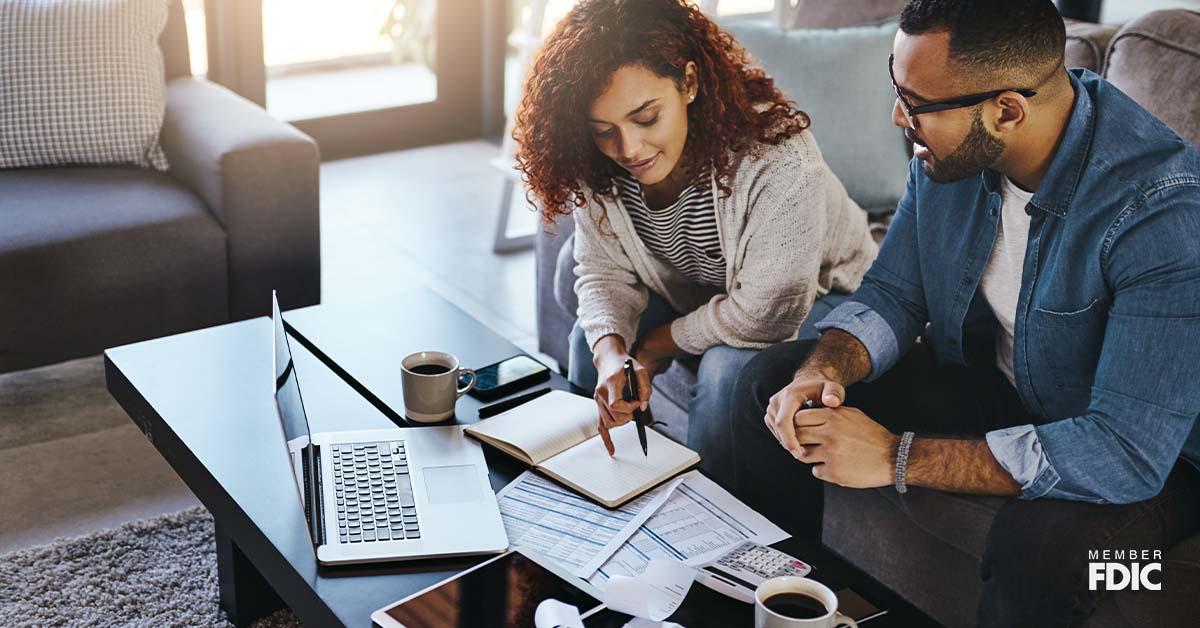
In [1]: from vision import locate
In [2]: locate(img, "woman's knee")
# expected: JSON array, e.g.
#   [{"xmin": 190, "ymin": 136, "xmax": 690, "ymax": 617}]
[
  {"xmin": 568, "ymin": 321, "xmax": 588, "ymax": 354},
  {"xmin": 732, "ymin": 340, "xmax": 818, "ymax": 414}
]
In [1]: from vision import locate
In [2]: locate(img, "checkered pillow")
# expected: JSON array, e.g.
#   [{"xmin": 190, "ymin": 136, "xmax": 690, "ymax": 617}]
[{"xmin": 0, "ymin": 0, "xmax": 170, "ymax": 170}]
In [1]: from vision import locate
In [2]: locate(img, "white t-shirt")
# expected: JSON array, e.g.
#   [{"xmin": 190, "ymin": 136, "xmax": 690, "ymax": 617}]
[{"xmin": 980, "ymin": 177, "xmax": 1034, "ymax": 387}]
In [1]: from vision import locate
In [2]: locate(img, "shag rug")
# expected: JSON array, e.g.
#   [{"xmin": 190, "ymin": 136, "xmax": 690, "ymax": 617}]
[{"xmin": 0, "ymin": 507, "xmax": 301, "ymax": 627}]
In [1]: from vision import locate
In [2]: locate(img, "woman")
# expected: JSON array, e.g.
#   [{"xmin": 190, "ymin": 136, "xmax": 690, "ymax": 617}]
[{"xmin": 513, "ymin": 0, "xmax": 877, "ymax": 482}]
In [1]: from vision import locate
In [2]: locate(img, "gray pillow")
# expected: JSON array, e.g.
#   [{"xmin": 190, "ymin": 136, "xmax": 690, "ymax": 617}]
[
  {"xmin": 722, "ymin": 16, "xmax": 908, "ymax": 214},
  {"xmin": 0, "ymin": 0, "xmax": 170, "ymax": 170},
  {"xmin": 781, "ymin": 0, "xmax": 906, "ymax": 29}
]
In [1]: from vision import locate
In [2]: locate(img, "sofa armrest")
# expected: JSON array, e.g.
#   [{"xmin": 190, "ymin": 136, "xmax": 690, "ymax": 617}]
[
  {"xmin": 1064, "ymin": 18, "xmax": 1118, "ymax": 73},
  {"xmin": 1103, "ymin": 9, "xmax": 1200, "ymax": 147},
  {"xmin": 536, "ymin": 213, "xmax": 577, "ymax": 369},
  {"xmin": 160, "ymin": 77, "xmax": 321, "ymax": 320}
]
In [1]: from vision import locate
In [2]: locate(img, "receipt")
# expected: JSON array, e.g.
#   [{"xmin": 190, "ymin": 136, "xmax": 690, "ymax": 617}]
[
  {"xmin": 622, "ymin": 620, "xmax": 685, "ymax": 628},
  {"xmin": 603, "ymin": 559, "xmax": 697, "ymax": 621},
  {"xmin": 534, "ymin": 599, "xmax": 585, "ymax": 628}
]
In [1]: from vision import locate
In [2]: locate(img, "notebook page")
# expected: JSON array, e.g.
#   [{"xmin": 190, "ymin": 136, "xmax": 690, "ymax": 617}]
[
  {"xmin": 465, "ymin": 390, "xmax": 599, "ymax": 464},
  {"xmin": 539, "ymin": 423, "xmax": 699, "ymax": 506}
]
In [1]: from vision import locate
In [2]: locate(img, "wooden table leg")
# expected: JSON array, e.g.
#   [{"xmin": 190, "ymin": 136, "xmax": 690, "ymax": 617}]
[{"xmin": 215, "ymin": 523, "xmax": 285, "ymax": 627}]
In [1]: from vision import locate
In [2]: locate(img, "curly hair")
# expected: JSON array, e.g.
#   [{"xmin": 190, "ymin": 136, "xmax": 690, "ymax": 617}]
[{"xmin": 513, "ymin": 0, "xmax": 810, "ymax": 225}]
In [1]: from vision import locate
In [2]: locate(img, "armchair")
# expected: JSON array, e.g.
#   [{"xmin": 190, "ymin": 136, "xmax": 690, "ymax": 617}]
[{"xmin": 0, "ymin": 0, "xmax": 320, "ymax": 373}]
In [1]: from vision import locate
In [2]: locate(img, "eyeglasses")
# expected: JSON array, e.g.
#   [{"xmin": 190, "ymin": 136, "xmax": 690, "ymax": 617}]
[{"xmin": 888, "ymin": 54, "xmax": 1037, "ymax": 128}]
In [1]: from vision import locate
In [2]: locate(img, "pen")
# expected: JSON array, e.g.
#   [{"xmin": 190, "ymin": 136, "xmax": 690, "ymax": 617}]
[
  {"xmin": 623, "ymin": 358, "xmax": 650, "ymax": 457},
  {"xmin": 477, "ymin": 387, "xmax": 552, "ymax": 418}
]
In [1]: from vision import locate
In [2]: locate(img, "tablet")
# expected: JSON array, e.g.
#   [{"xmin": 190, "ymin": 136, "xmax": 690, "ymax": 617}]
[{"xmin": 371, "ymin": 549, "xmax": 606, "ymax": 628}]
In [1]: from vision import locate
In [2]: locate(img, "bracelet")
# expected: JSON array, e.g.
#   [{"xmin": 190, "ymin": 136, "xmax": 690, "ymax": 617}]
[{"xmin": 894, "ymin": 431, "xmax": 915, "ymax": 494}]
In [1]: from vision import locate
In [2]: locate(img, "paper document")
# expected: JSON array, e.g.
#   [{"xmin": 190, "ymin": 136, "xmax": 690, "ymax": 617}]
[
  {"xmin": 623, "ymin": 620, "xmax": 685, "ymax": 628},
  {"xmin": 499, "ymin": 471, "xmax": 682, "ymax": 577},
  {"xmin": 604, "ymin": 559, "xmax": 696, "ymax": 621},
  {"xmin": 590, "ymin": 470, "xmax": 788, "ymax": 585},
  {"xmin": 534, "ymin": 599, "xmax": 585, "ymax": 628}
]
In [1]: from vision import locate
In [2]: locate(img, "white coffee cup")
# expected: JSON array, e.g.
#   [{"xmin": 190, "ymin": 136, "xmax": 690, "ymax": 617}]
[
  {"xmin": 755, "ymin": 577, "xmax": 858, "ymax": 628},
  {"xmin": 400, "ymin": 351, "xmax": 476, "ymax": 423}
]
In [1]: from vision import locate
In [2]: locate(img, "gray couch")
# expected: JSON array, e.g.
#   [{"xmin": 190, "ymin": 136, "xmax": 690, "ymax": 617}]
[
  {"xmin": 536, "ymin": 10, "xmax": 1200, "ymax": 628},
  {"xmin": 0, "ymin": 0, "xmax": 320, "ymax": 374}
]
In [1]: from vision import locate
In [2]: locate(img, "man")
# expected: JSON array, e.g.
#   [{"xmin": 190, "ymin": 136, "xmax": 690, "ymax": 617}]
[{"xmin": 729, "ymin": 1, "xmax": 1200, "ymax": 626}]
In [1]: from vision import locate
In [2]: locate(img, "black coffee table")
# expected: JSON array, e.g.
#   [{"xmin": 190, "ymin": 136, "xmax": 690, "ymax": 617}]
[{"xmin": 105, "ymin": 288, "xmax": 939, "ymax": 627}]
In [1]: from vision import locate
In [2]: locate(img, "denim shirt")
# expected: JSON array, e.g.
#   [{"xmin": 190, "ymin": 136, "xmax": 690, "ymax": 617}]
[{"xmin": 816, "ymin": 69, "xmax": 1200, "ymax": 505}]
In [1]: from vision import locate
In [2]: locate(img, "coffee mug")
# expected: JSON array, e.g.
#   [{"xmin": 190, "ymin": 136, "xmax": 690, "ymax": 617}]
[
  {"xmin": 400, "ymin": 351, "xmax": 476, "ymax": 422},
  {"xmin": 755, "ymin": 577, "xmax": 858, "ymax": 628}
]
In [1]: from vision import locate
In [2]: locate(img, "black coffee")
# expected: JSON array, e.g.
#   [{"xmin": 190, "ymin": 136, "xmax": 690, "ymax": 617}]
[
  {"xmin": 763, "ymin": 592, "xmax": 828, "ymax": 619},
  {"xmin": 410, "ymin": 364, "xmax": 451, "ymax": 375}
]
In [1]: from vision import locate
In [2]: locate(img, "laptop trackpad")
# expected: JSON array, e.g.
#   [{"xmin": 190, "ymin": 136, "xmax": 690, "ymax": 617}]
[{"xmin": 422, "ymin": 465, "xmax": 484, "ymax": 504}]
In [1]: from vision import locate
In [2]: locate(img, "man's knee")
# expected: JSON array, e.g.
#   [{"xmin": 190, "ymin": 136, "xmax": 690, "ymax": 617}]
[
  {"xmin": 978, "ymin": 499, "xmax": 1093, "ymax": 627},
  {"xmin": 731, "ymin": 351, "xmax": 779, "ymax": 422},
  {"xmin": 731, "ymin": 340, "xmax": 817, "ymax": 426}
]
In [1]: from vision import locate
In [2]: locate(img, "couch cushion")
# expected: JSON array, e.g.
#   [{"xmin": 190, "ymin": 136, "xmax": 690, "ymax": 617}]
[
  {"xmin": 1104, "ymin": 10, "xmax": 1200, "ymax": 146},
  {"xmin": 0, "ymin": 168, "xmax": 228, "ymax": 372},
  {"xmin": 823, "ymin": 485, "xmax": 988, "ymax": 628},
  {"xmin": 1064, "ymin": 19, "xmax": 1118, "ymax": 72},
  {"xmin": 0, "ymin": 0, "xmax": 170, "ymax": 171},
  {"xmin": 780, "ymin": 0, "xmax": 905, "ymax": 29},
  {"xmin": 720, "ymin": 17, "xmax": 908, "ymax": 214}
]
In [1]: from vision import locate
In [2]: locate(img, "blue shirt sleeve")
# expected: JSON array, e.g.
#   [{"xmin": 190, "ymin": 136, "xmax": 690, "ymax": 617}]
[
  {"xmin": 814, "ymin": 302, "xmax": 899, "ymax": 382},
  {"xmin": 985, "ymin": 425, "xmax": 1061, "ymax": 499},
  {"xmin": 814, "ymin": 159, "xmax": 929, "ymax": 381}
]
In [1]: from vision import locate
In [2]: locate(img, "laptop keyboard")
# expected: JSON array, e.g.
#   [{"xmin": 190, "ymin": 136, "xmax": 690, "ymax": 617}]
[{"xmin": 332, "ymin": 441, "xmax": 420, "ymax": 544}]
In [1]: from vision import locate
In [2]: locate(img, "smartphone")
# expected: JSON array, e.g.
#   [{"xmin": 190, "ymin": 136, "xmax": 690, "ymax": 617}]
[
  {"xmin": 835, "ymin": 588, "xmax": 887, "ymax": 623},
  {"xmin": 469, "ymin": 355, "xmax": 551, "ymax": 401}
]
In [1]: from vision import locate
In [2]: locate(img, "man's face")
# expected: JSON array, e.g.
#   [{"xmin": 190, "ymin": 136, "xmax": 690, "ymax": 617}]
[{"xmin": 891, "ymin": 31, "xmax": 1005, "ymax": 183}]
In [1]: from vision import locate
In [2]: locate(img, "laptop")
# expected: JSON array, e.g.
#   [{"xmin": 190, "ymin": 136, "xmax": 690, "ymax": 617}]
[{"xmin": 270, "ymin": 292, "xmax": 508, "ymax": 565}]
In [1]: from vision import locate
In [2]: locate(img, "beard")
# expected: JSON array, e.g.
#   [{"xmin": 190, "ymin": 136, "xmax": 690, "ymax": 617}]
[{"xmin": 911, "ymin": 107, "xmax": 1005, "ymax": 183}]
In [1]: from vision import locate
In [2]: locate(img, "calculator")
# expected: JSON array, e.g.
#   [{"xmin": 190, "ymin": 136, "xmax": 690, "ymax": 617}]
[{"xmin": 697, "ymin": 541, "xmax": 813, "ymax": 604}]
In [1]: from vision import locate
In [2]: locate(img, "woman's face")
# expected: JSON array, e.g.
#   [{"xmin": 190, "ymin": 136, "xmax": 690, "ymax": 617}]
[{"xmin": 587, "ymin": 62, "xmax": 697, "ymax": 186}]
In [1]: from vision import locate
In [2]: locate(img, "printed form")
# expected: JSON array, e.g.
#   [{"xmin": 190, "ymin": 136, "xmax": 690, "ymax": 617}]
[
  {"xmin": 498, "ymin": 470, "xmax": 681, "ymax": 577},
  {"xmin": 589, "ymin": 470, "xmax": 788, "ymax": 585}
]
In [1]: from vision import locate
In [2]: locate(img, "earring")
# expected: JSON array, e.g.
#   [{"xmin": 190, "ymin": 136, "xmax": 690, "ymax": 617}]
[{"xmin": 688, "ymin": 94, "xmax": 695, "ymax": 102}]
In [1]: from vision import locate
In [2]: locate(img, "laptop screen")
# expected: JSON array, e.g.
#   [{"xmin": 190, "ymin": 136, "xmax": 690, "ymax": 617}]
[
  {"xmin": 273, "ymin": 293, "xmax": 312, "ymax": 447},
  {"xmin": 272, "ymin": 292, "xmax": 322, "ymax": 545}
]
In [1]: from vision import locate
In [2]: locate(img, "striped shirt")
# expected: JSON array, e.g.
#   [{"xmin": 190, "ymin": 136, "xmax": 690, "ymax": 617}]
[{"xmin": 617, "ymin": 173, "xmax": 726, "ymax": 287}]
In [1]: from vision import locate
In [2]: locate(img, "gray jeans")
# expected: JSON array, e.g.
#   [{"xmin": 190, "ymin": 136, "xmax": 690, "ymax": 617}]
[{"xmin": 568, "ymin": 291, "xmax": 849, "ymax": 489}]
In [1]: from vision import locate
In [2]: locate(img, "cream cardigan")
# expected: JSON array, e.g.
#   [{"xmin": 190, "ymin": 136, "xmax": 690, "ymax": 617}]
[{"xmin": 573, "ymin": 129, "xmax": 878, "ymax": 355}]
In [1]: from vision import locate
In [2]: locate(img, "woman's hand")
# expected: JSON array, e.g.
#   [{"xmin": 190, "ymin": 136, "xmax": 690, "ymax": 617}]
[{"xmin": 592, "ymin": 336, "xmax": 652, "ymax": 455}]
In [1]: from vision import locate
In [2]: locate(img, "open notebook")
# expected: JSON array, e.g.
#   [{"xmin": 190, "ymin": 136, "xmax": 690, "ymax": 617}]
[{"xmin": 464, "ymin": 390, "xmax": 699, "ymax": 507}]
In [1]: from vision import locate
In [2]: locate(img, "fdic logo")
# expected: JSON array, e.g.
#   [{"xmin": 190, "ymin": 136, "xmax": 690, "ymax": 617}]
[{"xmin": 1088, "ymin": 550, "xmax": 1163, "ymax": 591}]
